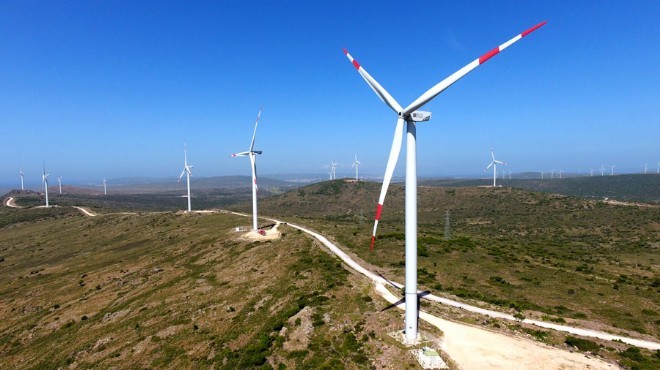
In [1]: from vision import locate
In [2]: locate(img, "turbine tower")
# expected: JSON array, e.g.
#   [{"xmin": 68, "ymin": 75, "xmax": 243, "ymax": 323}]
[
  {"xmin": 558, "ymin": 169, "xmax": 564, "ymax": 179},
  {"xmin": 609, "ymin": 165, "xmax": 615, "ymax": 176},
  {"xmin": 19, "ymin": 170, "xmax": 24, "ymax": 190},
  {"xmin": 330, "ymin": 161, "xmax": 337, "ymax": 180},
  {"xmin": 352, "ymin": 154, "xmax": 361, "ymax": 181},
  {"xmin": 590, "ymin": 167, "xmax": 594, "ymax": 177},
  {"xmin": 178, "ymin": 144, "xmax": 194, "ymax": 212},
  {"xmin": 103, "ymin": 177, "xmax": 107, "ymax": 195},
  {"xmin": 343, "ymin": 21, "xmax": 546, "ymax": 343},
  {"xmin": 42, "ymin": 162, "xmax": 50, "ymax": 207},
  {"xmin": 540, "ymin": 171, "xmax": 545, "ymax": 179},
  {"xmin": 58, "ymin": 176, "xmax": 63, "ymax": 194},
  {"xmin": 600, "ymin": 164, "xmax": 605, "ymax": 176},
  {"xmin": 643, "ymin": 163, "xmax": 648, "ymax": 174},
  {"xmin": 486, "ymin": 147, "xmax": 506, "ymax": 187},
  {"xmin": 231, "ymin": 108, "xmax": 263, "ymax": 231}
]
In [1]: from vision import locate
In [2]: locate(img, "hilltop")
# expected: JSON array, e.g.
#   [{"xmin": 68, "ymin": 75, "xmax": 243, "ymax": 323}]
[{"xmin": 231, "ymin": 180, "xmax": 660, "ymax": 344}]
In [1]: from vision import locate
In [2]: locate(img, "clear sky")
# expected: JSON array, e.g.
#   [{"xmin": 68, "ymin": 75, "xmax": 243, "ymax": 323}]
[{"xmin": 1, "ymin": 1, "xmax": 659, "ymax": 187}]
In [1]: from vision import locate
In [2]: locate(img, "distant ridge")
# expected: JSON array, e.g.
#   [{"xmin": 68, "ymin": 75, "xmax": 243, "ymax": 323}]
[{"xmin": 421, "ymin": 174, "xmax": 659, "ymax": 203}]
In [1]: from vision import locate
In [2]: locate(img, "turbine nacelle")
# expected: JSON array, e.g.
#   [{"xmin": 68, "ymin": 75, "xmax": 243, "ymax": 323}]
[{"xmin": 408, "ymin": 111, "xmax": 431, "ymax": 122}]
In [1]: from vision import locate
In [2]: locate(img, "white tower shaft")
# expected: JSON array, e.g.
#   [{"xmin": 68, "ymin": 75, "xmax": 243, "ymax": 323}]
[
  {"xmin": 186, "ymin": 171, "xmax": 192, "ymax": 212},
  {"xmin": 250, "ymin": 154, "xmax": 258, "ymax": 230},
  {"xmin": 404, "ymin": 121, "xmax": 418, "ymax": 343}
]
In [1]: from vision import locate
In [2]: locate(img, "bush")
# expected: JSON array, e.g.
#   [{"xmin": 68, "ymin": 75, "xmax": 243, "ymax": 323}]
[{"xmin": 565, "ymin": 336, "xmax": 600, "ymax": 352}]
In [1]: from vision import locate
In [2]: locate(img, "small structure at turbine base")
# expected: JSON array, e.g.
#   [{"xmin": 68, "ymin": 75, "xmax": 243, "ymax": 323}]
[{"xmin": 412, "ymin": 347, "xmax": 448, "ymax": 369}]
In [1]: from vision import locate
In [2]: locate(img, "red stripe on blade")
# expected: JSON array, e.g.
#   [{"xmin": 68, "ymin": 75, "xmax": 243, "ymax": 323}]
[
  {"xmin": 479, "ymin": 47, "xmax": 500, "ymax": 64},
  {"xmin": 370, "ymin": 236, "xmax": 376, "ymax": 251},
  {"xmin": 521, "ymin": 21, "xmax": 547, "ymax": 37},
  {"xmin": 352, "ymin": 59, "xmax": 360, "ymax": 70},
  {"xmin": 374, "ymin": 204, "xmax": 383, "ymax": 220}
]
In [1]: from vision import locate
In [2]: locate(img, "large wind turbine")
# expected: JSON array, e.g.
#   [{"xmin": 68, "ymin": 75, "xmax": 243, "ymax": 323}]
[
  {"xmin": 231, "ymin": 108, "xmax": 263, "ymax": 231},
  {"xmin": 331, "ymin": 161, "xmax": 337, "ymax": 180},
  {"xmin": 42, "ymin": 162, "xmax": 50, "ymax": 207},
  {"xmin": 343, "ymin": 21, "xmax": 546, "ymax": 343},
  {"xmin": 19, "ymin": 170, "xmax": 24, "ymax": 190},
  {"xmin": 103, "ymin": 177, "xmax": 107, "ymax": 195},
  {"xmin": 58, "ymin": 176, "xmax": 63, "ymax": 194},
  {"xmin": 600, "ymin": 164, "xmax": 606, "ymax": 176},
  {"xmin": 486, "ymin": 147, "xmax": 506, "ymax": 187},
  {"xmin": 352, "ymin": 154, "xmax": 361, "ymax": 181},
  {"xmin": 178, "ymin": 144, "xmax": 194, "ymax": 212}
]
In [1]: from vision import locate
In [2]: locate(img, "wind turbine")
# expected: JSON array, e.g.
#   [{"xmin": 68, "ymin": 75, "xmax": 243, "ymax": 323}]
[
  {"xmin": 486, "ymin": 147, "xmax": 506, "ymax": 187},
  {"xmin": 103, "ymin": 177, "xmax": 107, "ymax": 195},
  {"xmin": 19, "ymin": 170, "xmax": 24, "ymax": 190},
  {"xmin": 540, "ymin": 171, "xmax": 545, "ymax": 179},
  {"xmin": 331, "ymin": 161, "xmax": 337, "ymax": 180},
  {"xmin": 558, "ymin": 169, "xmax": 564, "ymax": 179},
  {"xmin": 178, "ymin": 144, "xmax": 194, "ymax": 212},
  {"xmin": 643, "ymin": 163, "xmax": 648, "ymax": 174},
  {"xmin": 352, "ymin": 154, "xmax": 361, "ymax": 181},
  {"xmin": 550, "ymin": 169, "xmax": 555, "ymax": 179},
  {"xmin": 600, "ymin": 164, "xmax": 606, "ymax": 176},
  {"xmin": 231, "ymin": 108, "xmax": 263, "ymax": 231},
  {"xmin": 657, "ymin": 162, "xmax": 659, "ymax": 174},
  {"xmin": 590, "ymin": 167, "xmax": 594, "ymax": 177},
  {"xmin": 609, "ymin": 165, "xmax": 615, "ymax": 176},
  {"xmin": 58, "ymin": 176, "xmax": 63, "ymax": 194},
  {"xmin": 42, "ymin": 162, "xmax": 50, "ymax": 207},
  {"xmin": 343, "ymin": 21, "xmax": 546, "ymax": 343}
]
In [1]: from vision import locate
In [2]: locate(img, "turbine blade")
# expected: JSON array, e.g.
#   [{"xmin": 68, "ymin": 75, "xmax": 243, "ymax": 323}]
[
  {"xmin": 343, "ymin": 49, "xmax": 403, "ymax": 113},
  {"xmin": 178, "ymin": 169, "xmax": 185, "ymax": 182},
  {"xmin": 486, "ymin": 162, "xmax": 494, "ymax": 170},
  {"xmin": 249, "ymin": 107, "xmax": 262, "ymax": 152},
  {"xmin": 370, "ymin": 117, "xmax": 405, "ymax": 251},
  {"xmin": 403, "ymin": 21, "xmax": 547, "ymax": 115},
  {"xmin": 251, "ymin": 155, "xmax": 258, "ymax": 192},
  {"xmin": 231, "ymin": 151, "xmax": 250, "ymax": 157}
]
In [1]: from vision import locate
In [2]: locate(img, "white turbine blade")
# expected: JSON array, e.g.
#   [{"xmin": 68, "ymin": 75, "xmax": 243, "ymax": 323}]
[
  {"xmin": 250, "ymin": 155, "xmax": 258, "ymax": 192},
  {"xmin": 343, "ymin": 49, "xmax": 403, "ymax": 113},
  {"xmin": 495, "ymin": 160, "xmax": 505, "ymax": 165},
  {"xmin": 231, "ymin": 151, "xmax": 250, "ymax": 157},
  {"xmin": 249, "ymin": 107, "xmax": 262, "ymax": 152},
  {"xmin": 486, "ymin": 161, "xmax": 494, "ymax": 170},
  {"xmin": 490, "ymin": 147, "xmax": 496, "ymax": 161},
  {"xmin": 403, "ymin": 21, "xmax": 547, "ymax": 115},
  {"xmin": 370, "ymin": 117, "xmax": 405, "ymax": 251},
  {"xmin": 178, "ymin": 169, "xmax": 186, "ymax": 182}
]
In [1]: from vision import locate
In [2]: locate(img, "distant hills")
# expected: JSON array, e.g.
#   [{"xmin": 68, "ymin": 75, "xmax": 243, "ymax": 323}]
[{"xmin": 420, "ymin": 174, "xmax": 659, "ymax": 203}]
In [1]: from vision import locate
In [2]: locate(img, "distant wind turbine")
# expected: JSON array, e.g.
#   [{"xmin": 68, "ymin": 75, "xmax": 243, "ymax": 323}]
[
  {"xmin": 550, "ymin": 169, "xmax": 555, "ymax": 179},
  {"xmin": 485, "ymin": 147, "xmax": 506, "ymax": 187},
  {"xmin": 178, "ymin": 144, "xmax": 194, "ymax": 212},
  {"xmin": 589, "ymin": 167, "xmax": 594, "ymax": 177},
  {"xmin": 103, "ymin": 177, "xmax": 107, "ymax": 195},
  {"xmin": 540, "ymin": 171, "xmax": 545, "ymax": 179},
  {"xmin": 609, "ymin": 165, "xmax": 615, "ymax": 176},
  {"xmin": 58, "ymin": 176, "xmax": 63, "ymax": 194},
  {"xmin": 352, "ymin": 154, "xmax": 361, "ymax": 181},
  {"xmin": 331, "ymin": 161, "xmax": 338, "ymax": 180},
  {"xmin": 600, "ymin": 164, "xmax": 605, "ymax": 176},
  {"xmin": 231, "ymin": 108, "xmax": 263, "ymax": 231},
  {"xmin": 657, "ymin": 162, "xmax": 659, "ymax": 174},
  {"xmin": 42, "ymin": 162, "xmax": 50, "ymax": 207},
  {"xmin": 558, "ymin": 169, "xmax": 564, "ymax": 179},
  {"xmin": 643, "ymin": 163, "xmax": 648, "ymax": 174},
  {"xmin": 19, "ymin": 170, "xmax": 24, "ymax": 190}
]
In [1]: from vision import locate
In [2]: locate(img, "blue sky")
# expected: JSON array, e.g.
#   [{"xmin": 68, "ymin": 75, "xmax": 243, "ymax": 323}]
[{"xmin": 1, "ymin": 1, "xmax": 659, "ymax": 187}]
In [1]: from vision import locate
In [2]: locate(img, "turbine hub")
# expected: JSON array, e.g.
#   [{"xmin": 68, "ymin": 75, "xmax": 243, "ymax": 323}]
[{"xmin": 409, "ymin": 110, "xmax": 431, "ymax": 122}]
